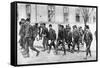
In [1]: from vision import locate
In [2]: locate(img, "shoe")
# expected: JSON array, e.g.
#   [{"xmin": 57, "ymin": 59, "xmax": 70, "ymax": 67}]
[
  {"xmin": 36, "ymin": 51, "xmax": 40, "ymax": 56},
  {"xmin": 47, "ymin": 51, "xmax": 50, "ymax": 54}
]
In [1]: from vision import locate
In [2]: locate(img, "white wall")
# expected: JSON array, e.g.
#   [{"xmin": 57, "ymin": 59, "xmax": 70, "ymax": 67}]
[
  {"xmin": 55, "ymin": 6, "xmax": 64, "ymax": 23},
  {"xmin": 17, "ymin": 4, "xmax": 27, "ymax": 22},
  {"xmin": 37, "ymin": 5, "xmax": 48, "ymax": 23},
  {"xmin": 30, "ymin": 4, "xmax": 36, "ymax": 25}
]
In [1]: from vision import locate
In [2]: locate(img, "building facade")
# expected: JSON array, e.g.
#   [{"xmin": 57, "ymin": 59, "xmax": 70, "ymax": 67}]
[{"xmin": 17, "ymin": 4, "xmax": 96, "ymax": 25}]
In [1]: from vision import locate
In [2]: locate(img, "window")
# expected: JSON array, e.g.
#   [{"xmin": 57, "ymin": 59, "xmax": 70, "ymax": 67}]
[
  {"xmin": 93, "ymin": 16, "xmax": 96, "ymax": 22},
  {"xmin": 76, "ymin": 13, "xmax": 80, "ymax": 22},
  {"xmin": 26, "ymin": 4, "xmax": 31, "ymax": 20},
  {"xmin": 63, "ymin": 7, "xmax": 69, "ymax": 23},
  {"xmin": 75, "ymin": 8, "xmax": 80, "ymax": 22}
]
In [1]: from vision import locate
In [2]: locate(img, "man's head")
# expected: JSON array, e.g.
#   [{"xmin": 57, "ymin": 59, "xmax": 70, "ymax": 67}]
[
  {"xmin": 79, "ymin": 26, "xmax": 82, "ymax": 30},
  {"xmin": 35, "ymin": 23, "xmax": 38, "ymax": 27},
  {"xmin": 49, "ymin": 24, "xmax": 52, "ymax": 29},
  {"xmin": 42, "ymin": 23, "xmax": 46, "ymax": 27},
  {"xmin": 85, "ymin": 25, "xmax": 89, "ymax": 29},
  {"xmin": 73, "ymin": 25, "xmax": 77, "ymax": 29},
  {"xmin": 25, "ymin": 18, "xmax": 30, "ymax": 24},
  {"xmin": 19, "ymin": 18, "xmax": 26, "ymax": 25},
  {"xmin": 66, "ymin": 25, "xmax": 68, "ymax": 28},
  {"xmin": 61, "ymin": 25, "xmax": 64, "ymax": 29}
]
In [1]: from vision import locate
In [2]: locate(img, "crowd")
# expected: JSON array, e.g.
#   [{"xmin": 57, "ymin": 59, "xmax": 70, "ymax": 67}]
[{"xmin": 19, "ymin": 18, "xmax": 95, "ymax": 59}]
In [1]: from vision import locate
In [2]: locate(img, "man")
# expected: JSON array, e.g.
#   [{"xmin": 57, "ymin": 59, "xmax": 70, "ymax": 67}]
[
  {"xmin": 42, "ymin": 23, "xmax": 48, "ymax": 51},
  {"xmin": 24, "ymin": 19, "xmax": 40, "ymax": 57},
  {"xmin": 84, "ymin": 25, "xmax": 93, "ymax": 59},
  {"xmin": 48, "ymin": 24, "xmax": 56, "ymax": 53},
  {"xmin": 38, "ymin": 23, "xmax": 43, "ymax": 40},
  {"xmin": 79, "ymin": 26, "xmax": 84, "ymax": 46},
  {"xmin": 72, "ymin": 25, "xmax": 80, "ymax": 52},
  {"xmin": 56, "ymin": 25, "xmax": 66, "ymax": 55},
  {"xmin": 64, "ymin": 24, "xmax": 72, "ymax": 51},
  {"xmin": 19, "ymin": 18, "xmax": 26, "ymax": 50}
]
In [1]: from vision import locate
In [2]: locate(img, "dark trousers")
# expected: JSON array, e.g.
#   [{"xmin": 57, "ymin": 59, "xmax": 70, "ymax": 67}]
[
  {"xmin": 42, "ymin": 37, "xmax": 48, "ymax": 50},
  {"xmin": 19, "ymin": 36, "xmax": 25, "ymax": 49},
  {"xmin": 86, "ymin": 41, "xmax": 92, "ymax": 57},
  {"xmin": 72, "ymin": 38, "xmax": 80, "ymax": 51},
  {"xmin": 65, "ymin": 39, "xmax": 72, "ymax": 50},
  {"xmin": 25, "ymin": 37, "xmax": 39, "ymax": 55},
  {"xmin": 56, "ymin": 40, "xmax": 66, "ymax": 55},
  {"xmin": 48, "ymin": 40, "xmax": 56, "ymax": 53}
]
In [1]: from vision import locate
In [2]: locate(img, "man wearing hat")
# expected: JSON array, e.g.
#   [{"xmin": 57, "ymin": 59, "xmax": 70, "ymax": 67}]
[
  {"xmin": 56, "ymin": 25, "xmax": 66, "ymax": 55},
  {"xmin": 47, "ymin": 24, "xmax": 56, "ymax": 53},
  {"xmin": 19, "ymin": 18, "xmax": 27, "ymax": 49},
  {"xmin": 84, "ymin": 25, "xmax": 93, "ymax": 59},
  {"xmin": 78, "ymin": 26, "xmax": 84, "ymax": 46},
  {"xmin": 72, "ymin": 25, "xmax": 80, "ymax": 52},
  {"xmin": 41, "ymin": 23, "xmax": 49, "ymax": 51},
  {"xmin": 64, "ymin": 24, "xmax": 72, "ymax": 51},
  {"xmin": 24, "ymin": 20, "xmax": 40, "ymax": 57}
]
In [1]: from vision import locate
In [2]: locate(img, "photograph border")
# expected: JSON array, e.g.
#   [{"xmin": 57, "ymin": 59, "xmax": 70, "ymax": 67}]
[{"xmin": 11, "ymin": 1, "xmax": 98, "ymax": 66}]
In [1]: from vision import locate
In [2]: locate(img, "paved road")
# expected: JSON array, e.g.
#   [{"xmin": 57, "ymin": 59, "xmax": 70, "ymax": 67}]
[{"xmin": 17, "ymin": 41, "xmax": 96, "ymax": 65}]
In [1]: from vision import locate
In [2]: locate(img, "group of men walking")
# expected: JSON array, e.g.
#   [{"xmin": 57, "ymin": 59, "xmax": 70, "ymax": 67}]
[{"xmin": 19, "ymin": 18, "xmax": 94, "ymax": 59}]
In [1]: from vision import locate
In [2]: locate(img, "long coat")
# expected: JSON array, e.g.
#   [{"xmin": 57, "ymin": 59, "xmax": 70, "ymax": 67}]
[
  {"xmin": 48, "ymin": 28, "xmax": 56, "ymax": 40},
  {"xmin": 84, "ymin": 29, "xmax": 93, "ymax": 45},
  {"xmin": 42, "ymin": 27, "xmax": 48, "ymax": 38},
  {"xmin": 58, "ymin": 29, "xmax": 65, "ymax": 40},
  {"xmin": 72, "ymin": 29, "xmax": 80, "ymax": 43},
  {"xmin": 64, "ymin": 28, "xmax": 72, "ymax": 43}
]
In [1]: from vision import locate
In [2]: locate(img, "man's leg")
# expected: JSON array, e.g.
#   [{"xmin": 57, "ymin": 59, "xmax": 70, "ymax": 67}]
[
  {"xmin": 55, "ymin": 41, "xmax": 59, "ymax": 55},
  {"xmin": 29, "ymin": 39, "xmax": 40, "ymax": 56},
  {"xmin": 77, "ymin": 42, "xmax": 80, "ymax": 52},
  {"xmin": 85, "ymin": 43, "xmax": 89, "ymax": 59},
  {"xmin": 52, "ymin": 41, "xmax": 56, "ymax": 49},
  {"xmin": 48, "ymin": 42, "xmax": 52, "ymax": 53},
  {"xmin": 45, "ymin": 38, "xmax": 49, "ymax": 50},
  {"xmin": 68, "ymin": 42, "xmax": 71, "ymax": 51},
  {"xmin": 23, "ymin": 37, "xmax": 29, "ymax": 57},
  {"xmin": 49, "ymin": 40, "xmax": 56, "ymax": 54},
  {"xmin": 42, "ymin": 37, "xmax": 46, "ymax": 51},
  {"xmin": 88, "ymin": 42, "xmax": 92, "ymax": 57},
  {"xmin": 20, "ymin": 36, "xmax": 25, "ymax": 49},
  {"xmin": 62, "ymin": 40, "xmax": 66, "ymax": 55},
  {"xmin": 72, "ymin": 41, "xmax": 75, "ymax": 53}
]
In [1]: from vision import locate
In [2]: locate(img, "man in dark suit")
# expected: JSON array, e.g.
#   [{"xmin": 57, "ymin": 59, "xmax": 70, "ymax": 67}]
[
  {"xmin": 64, "ymin": 24, "xmax": 72, "ymax": 51},
  {"xmin": 78, "ymin": 26, "xmax": 84, "ymax": 46},
  {"xmin": 72, "ymin": 25, "xmax": 80, "ymax": 52},
  {"xmin": 56, "ymin": 25, "xmax": 66, "ymax": 55},
  {"xmin": 48, "ymin": 24, "xmax": 56, "ymax": 53},
  {"xmin": 19, "ymin": 18, "xmax": 26, "ymax": 49},
  {"xmin": 84, "ymin": 25, "xmax": 93, "ymax": 59},
  {"xmin": 42, "ymin": 23, "xmax": 49, "ymax": 51},
  {"xmin": 24, "ymin": 20, "xmax": 40, "ymax": 57}
]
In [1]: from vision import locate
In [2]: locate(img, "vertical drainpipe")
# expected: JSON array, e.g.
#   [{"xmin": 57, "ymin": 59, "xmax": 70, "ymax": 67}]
[
  {"xmin": 30, "ymin": 4, "xmax": 31, "ymax": 23},
  {"xmin": 35, "ymin": 4, "xmax": 37, "ymax": 23}
]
